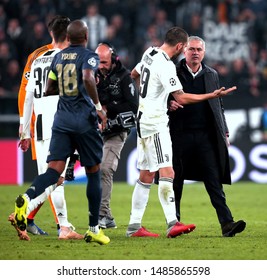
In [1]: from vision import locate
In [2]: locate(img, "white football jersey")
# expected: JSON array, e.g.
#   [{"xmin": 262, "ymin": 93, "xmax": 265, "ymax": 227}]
[
  {"xmin": 136, "ymin": 46, "xmax": 182, "ymax": 138},
  {"xmin": 23, "ymin": 48, "xmax": 61, "ymax": 141}
]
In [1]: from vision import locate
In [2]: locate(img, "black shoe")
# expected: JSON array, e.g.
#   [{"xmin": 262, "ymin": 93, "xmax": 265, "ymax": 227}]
[
  {"xmin": 99, "ymin": 216, "xmax": 117, "ymax": 229},
  {"xmin": 65, "ymin": 154, "xmax": 79, "ymax": 181},
  {"xmin": 222, "ymin": 220, "xmax": 246, "ymax": 237}
]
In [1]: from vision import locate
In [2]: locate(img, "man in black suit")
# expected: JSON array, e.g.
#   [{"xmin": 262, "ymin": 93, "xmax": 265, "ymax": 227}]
[{"xmin": 168, "ymin": 36, "xmax": 246, "ymax": 237}]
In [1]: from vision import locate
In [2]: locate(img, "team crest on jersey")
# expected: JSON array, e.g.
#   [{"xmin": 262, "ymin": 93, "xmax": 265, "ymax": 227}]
[
  {"xmin": 169, "ymin": 78, "xmax": 176, "ymax": 86},
  {"xmin": 165, "ymin": 154, "xmax": 169, "ymax": 162},
  {"xmin": 25, "ymin": 71, "xmax": 30, "ymax": 80},
  {"xmin": 88, "ymin": 57, "xmax": 97, "ymax": 67}
]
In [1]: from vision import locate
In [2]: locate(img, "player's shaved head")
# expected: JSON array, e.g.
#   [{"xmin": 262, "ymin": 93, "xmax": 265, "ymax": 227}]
[{"xmin": 67, "ymin": 20, "xmax": 88, "ymax": 45}]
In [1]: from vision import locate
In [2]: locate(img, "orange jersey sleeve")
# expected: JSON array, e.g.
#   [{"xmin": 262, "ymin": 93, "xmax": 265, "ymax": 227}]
[{"xmin": 18, "ymin": 43, "xmax": 53, "ymax": 160}]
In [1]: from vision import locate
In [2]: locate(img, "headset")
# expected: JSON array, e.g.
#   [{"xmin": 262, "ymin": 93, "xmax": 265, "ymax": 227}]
[{"xmin": 98, "ymin": 41, "xmax": 118, "ymax": 64}]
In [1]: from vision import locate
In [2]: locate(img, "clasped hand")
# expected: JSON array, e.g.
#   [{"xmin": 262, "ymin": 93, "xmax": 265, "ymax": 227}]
[{"xmin": 18, "ymin": 138, "xmax": 31, "ymax": 152}]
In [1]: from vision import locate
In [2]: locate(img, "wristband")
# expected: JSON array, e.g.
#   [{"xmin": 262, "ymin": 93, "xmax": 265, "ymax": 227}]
[
  {"xmin": 20, "ymin": 117, "xmax": 24, "ymax": 125},
  {"xmin": 95, "ymin": 102, "xmax": 102, "ymax": 111}
]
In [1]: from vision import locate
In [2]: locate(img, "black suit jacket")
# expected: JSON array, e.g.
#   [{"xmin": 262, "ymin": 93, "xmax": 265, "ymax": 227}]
[{"xmin": 169, "ymin": 58, "xmax": 231, "ymax": 184}]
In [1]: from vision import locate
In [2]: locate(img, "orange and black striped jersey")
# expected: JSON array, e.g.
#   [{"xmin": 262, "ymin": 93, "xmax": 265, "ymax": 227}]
[{"xmin": 18, "ymin": 43, "xmax": 53, "ymax": 159}]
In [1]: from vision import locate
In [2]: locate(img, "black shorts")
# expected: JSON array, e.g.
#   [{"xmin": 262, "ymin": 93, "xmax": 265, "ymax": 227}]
[{"xmin": 47, "ymin": 127, "xmax": 103, "ymax": 167}]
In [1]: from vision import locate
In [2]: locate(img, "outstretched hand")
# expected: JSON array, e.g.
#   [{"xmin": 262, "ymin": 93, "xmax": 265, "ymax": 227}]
[{"xmin": 214, "ymin": 86, "xmax": 237, "ymax": 97}]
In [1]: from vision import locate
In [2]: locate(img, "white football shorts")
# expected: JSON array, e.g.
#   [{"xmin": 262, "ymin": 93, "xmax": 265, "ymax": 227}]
[{"xmin": 137, "ymin": 129, "xmax": 173, "ymax": 172}]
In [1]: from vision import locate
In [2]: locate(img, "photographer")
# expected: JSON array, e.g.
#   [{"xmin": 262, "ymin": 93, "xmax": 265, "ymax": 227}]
[{"xmin": 95, "ymin": 42, "xmax": 138, "ymax": 229}]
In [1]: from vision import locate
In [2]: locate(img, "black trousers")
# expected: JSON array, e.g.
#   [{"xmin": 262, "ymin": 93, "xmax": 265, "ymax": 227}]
[{"xmin": 171, "ymin": 129, "xmax": 234, "ymax": 226}]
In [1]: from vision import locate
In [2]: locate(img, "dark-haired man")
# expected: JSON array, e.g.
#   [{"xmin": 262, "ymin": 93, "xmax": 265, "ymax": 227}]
[
  {"xmin": 11, "ymin": 15, "xmax": 82, "ymax": 240},
  {"xmin": 127, "ymin": 27, "xmax": 237, "ymax": 238},
  {"xmin": 13, "ymin": 20, "xmax": 110, "ymax": 245}
]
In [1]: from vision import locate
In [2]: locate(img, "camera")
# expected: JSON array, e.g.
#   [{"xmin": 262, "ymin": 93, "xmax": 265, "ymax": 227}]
[{"xmin": 103, "ymin": 111, "xmax": 136, "ymax": 135}]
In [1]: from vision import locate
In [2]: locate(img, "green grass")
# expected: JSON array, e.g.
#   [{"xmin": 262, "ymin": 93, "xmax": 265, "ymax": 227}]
[{"xmin": 1, "ymin": 182, "xmax": 267, "ymax": 260}]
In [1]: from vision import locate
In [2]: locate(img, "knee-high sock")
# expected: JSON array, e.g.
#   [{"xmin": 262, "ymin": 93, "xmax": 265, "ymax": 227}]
[
  {"xmin": 158, "ymin": 177, "xmax": 177, "ymax": 225},
  {"xmin": 50, "ymin": 184, "xmax": 69, "ymax": 227},
  {"xmin": 27, "ymin": 203, "xmax": 43, "ymax": 220},
  {"xmin": 26, "ymin": 168, "xmax": 60, "ymax": 199},
  {"xmin": 128, "ymin": 179, "xmax": 151, "ymax": 226},
  {"xmin": 86, "ymin": 170, "xmax": 101, "ymax": 227},
  {"xmin": 27, "ymin": 186, "xmax": 59, "ymax": 225},
  {"xmin": 27, "ymin": 192, "xmax": 48, "ymax": 215},
  {"xmin": 26, "ymin": 182, "xmax": 58, "ymax": 215}
]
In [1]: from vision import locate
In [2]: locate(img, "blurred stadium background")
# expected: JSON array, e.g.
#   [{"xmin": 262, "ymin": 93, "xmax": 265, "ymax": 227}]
[{"xmin": 0, "ymin": 0, "xmax": 266, "ymax": 185}]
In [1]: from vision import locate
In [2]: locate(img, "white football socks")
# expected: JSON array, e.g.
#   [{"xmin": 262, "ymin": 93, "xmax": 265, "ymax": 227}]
[
  {"xmin": 26, "ymin": 182, "xmax": 57, "ymax": 215},
  {"xmin": 158, "ymin": 177, "xmax": 177, "ymax": 225},
  {"xmin": 51, "ymin": 184, "xmax": 69, "ymax": 227},
  {"xmin": 27, "ymin": 192, "xmax": 46, "ymax": 215},
  {"xmin": 89, "ymin": 225, "xmax": 100, "ymax": 234},
  {"xmin": 128, "ymin": 180, "xmax": 151, "ymax": 225},
  {"xmin": 27, "ymin": 183, "xmax": 70, "ymax": 228}
]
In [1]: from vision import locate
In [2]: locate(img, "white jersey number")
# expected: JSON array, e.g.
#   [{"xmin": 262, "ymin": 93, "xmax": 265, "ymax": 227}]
[{"xmin": 33, "ymin": 66, "xmax": 50, "ymax": 98}]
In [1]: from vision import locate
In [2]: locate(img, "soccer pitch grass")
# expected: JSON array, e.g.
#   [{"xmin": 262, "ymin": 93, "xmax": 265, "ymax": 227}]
[{"xmin": 1, "ymin": 182, "xmax": 267, "ymax": 260}]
